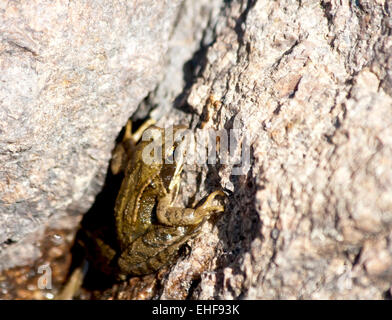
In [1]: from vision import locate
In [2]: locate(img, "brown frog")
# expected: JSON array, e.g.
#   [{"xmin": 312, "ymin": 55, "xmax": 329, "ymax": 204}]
[
  {"xmin": 56, "ymin": 120, "xmax": 224, "ymax": 299},
  {"xmin": 58, "ymin": 120, "xmax": 224, "ymax": 299},
  {"xmin": 108, "ymin": 120, "xmax": 225, "ymax": 280}
]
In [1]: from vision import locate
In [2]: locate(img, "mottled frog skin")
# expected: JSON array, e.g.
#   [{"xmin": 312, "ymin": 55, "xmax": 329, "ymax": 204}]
[{"xmin": 96, "ymin": 120, "xmax": 225, "ymax": 280}]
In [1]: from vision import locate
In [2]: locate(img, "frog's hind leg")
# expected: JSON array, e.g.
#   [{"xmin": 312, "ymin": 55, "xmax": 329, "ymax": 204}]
[
  {"xmin": 55, "ymin": 261, "xmax": 87, "ymax": 300},
  {"xmin": 117, "ymin": 224, "xmax": 201, "ymax": 278},
  {"xmin": 156, "ymin": 190, "xmax": 225, "ymax": 227}
]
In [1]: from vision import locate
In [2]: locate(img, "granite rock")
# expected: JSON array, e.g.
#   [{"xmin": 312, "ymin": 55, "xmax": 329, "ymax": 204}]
[
  {"xmin": 0, "ymin": 0, "xmax": 182, "ymax": 270},
  {"xmin": 2, "ymin": 0, "xmax": 392, "ymax": 300},
  {"xmin": 154, "ymin": 0, "xmax": 392, "ymax": 300}
]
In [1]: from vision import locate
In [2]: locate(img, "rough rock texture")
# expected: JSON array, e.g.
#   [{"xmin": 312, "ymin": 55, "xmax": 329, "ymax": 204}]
[
  {"xmin": 0, "ymin": 0, "xmax": 181, "ymax": 270},
  {"xmin": 153, "ymin": 0, "xmax": 392, "ymax": 299},
  {"xmin": 2, "ymin": 0, "xmax": 392, "ymax": 300}
]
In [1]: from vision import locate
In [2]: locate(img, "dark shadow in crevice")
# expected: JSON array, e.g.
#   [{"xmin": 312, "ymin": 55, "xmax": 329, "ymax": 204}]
[
  {"xmin": 234, "ymin": 0, "xmax": 256, "ymax": 46},
  {"xmin": 383, "ymin": 289, "xmax": 392, "ymax": 300},
  {"xmin": 212, "ymin": 144, "xmax": 262, "ymax": 299},
  {"xmin": 172, "ymin": 15, "xmax": 218, "ymax": 115},
  {"xmin": 186, "ymin": 277, "xmax": 202, "ymax": 300},
  {"xmin": 172, "ymin": 44, "xmax": 210, "ymax": 114},
  {"xmin": 65, "ymin": 130, "xmax": 127, "ymax": 293}
]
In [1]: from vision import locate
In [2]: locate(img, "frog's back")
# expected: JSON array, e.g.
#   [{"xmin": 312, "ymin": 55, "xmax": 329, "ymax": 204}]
[
  {"xmin": 116, "ymin": 223, "xmax": 201, "ymax": 277},
  {"xmin": 114, "ymin": 140, "xmax": 162, "ymax": 244}
]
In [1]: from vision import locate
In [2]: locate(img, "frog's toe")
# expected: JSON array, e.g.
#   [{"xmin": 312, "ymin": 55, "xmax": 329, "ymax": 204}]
[
  {"xmin": 196, "ymin": 190, "xmax": 225, "ymax": 216},
  {"xmin": 199, "ymin": 190, "xmax": 225, "ymax": 208},
  {"xmin": 111, "ymin": 144, "xmax": 127, "ymax": 175}
]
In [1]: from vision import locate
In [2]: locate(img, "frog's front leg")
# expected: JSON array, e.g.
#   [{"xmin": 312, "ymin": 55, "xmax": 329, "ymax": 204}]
[
  {"xmin": 156, "ymin": 190, "xmax": 225, "ymax": 226},
  {"xmin": 111, "ymin": 119, "xmax": 156, "ymax": 174}
]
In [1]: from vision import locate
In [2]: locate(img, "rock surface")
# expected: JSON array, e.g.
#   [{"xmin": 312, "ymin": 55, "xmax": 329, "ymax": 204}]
[
  {"xmin": 2, "ymin": 0, "xmax": 392, "ymax": 300},
  {"xmin": 0, "ymin": 0, "xmax": 181, "ymax": 270},
  {"xmin": 154, "ymin": 0, "xmax": 392, "ymax": 299}
]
